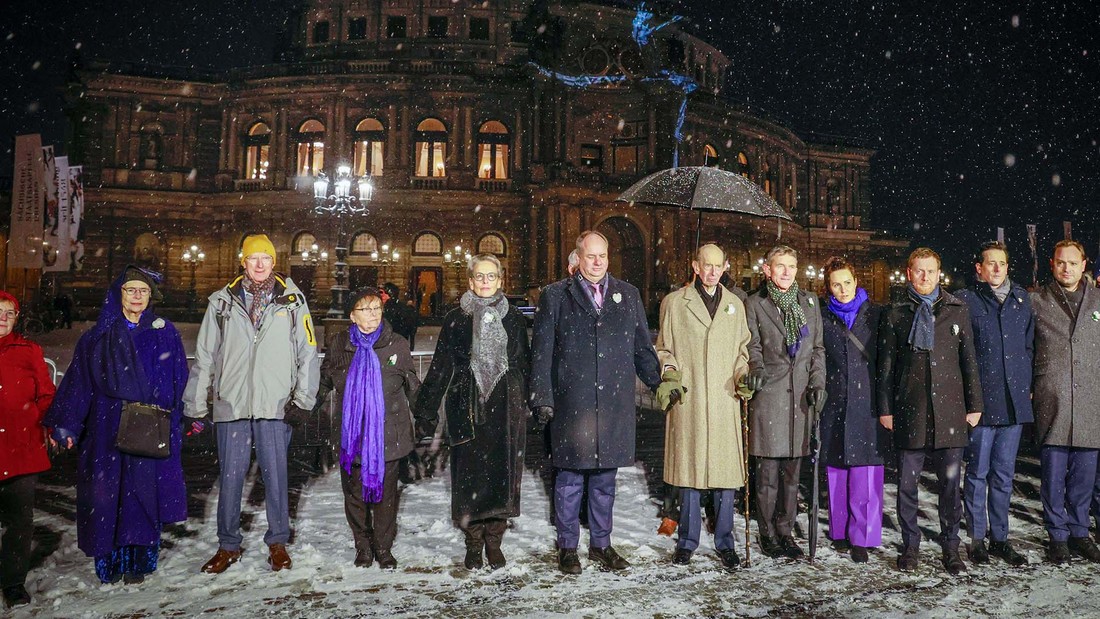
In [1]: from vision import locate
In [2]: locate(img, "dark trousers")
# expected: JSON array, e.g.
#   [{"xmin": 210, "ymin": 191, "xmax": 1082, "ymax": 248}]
[
  {"xmin": 215, "ymin": 419, "xmax": 292, "ymax": 550},
  {"xmin": 678, "ymin": 488, "xmax": 736, "ymax": 551},
  {"xmin": 0, "ymin": 474, "xmax": 36, "ymax": 589},
  {"xmin": 341, "ymin": 459, "xmax": 401, "ymax": 554},
  {"xmin": 463, "ymin": 518, "xmax": 508, "ymax": 550},
  {"xmin": 1041, "ymin": 446, "xmax": 1097, "ymax": 542},
  {"xmin": 964, "ymin": 424, "xmax": 1023, "ymax": 542},
  {"xmin": 897, "ymin": 447, "xmax": 964, "ymax": 550},
  {"xmin": 755, "ymin": 457, "xmax": 801, "ymax": 538},
  {"xmin": 555, "ymin": 468, "xmax": 617, "ymax": 550}
]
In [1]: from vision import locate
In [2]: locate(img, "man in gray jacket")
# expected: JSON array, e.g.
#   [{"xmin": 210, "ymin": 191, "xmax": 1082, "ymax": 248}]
[{"xmin": 184, "ymin": 234, "xmax": 319, "ymax": 574}]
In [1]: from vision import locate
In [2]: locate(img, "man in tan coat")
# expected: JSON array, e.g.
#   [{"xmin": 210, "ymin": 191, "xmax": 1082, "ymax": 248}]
[{"xmin": 656, "ymin": 244, "xmax": 752, "ymax": 570}]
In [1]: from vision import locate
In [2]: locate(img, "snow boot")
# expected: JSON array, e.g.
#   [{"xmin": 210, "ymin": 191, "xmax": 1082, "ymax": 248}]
[
  {"xmin": 2, "ymin": 585, "xmax": 30, "ymax": 608},
  {"xmin": 989, "ymin": 540, "xmax": 1026, "ymax": 567},
  {"xmin": 1047, "ymin": 541, "xmax": 1070, "ymax": 565},
  {"xmin": 969, "ymin": 539, "xmax": 989, "ymax": 565},
  {"xmin": 942, "ymin": 548, "xmax": 967, "ymax": 575},
  {"xmin": 850, "ymin": 546, "xmax": 869, "ymax": 564},
  {"xmin": 463, "ymin": 523, "xmax": 485, "ymax": 570},
  {"xmin": 1069, "ymin": 536, "xmax": 1100, "ymax": 563},
  {"xmin": 558, "ymin": 549, "xmax": 582, "ymax": 575},
  {"xmin": 484, "ymin": 520, "xmax": 507, "ymax": 570}
]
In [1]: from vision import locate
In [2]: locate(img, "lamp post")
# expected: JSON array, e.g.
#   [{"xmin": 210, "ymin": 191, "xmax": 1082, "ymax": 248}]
[
  {"xmin": 889, "ymin": 269, "xmax": 907, "ymax": 303},
  {"xmin": 300, "ymin": 243, "xmax": 329, "ymax": 266},
  {"xmin": 370, "ymin": 243, "xmax": 400, "ymax": 281},
  {"xmin": 182, "ymin": 244, "xmax": 205, "ymax": 311},
  {"xmin": 443, "ymin": 245, "xmax": 471, "ymax": 273},
  {"xmin": 310, "ymin": 164, "xmax": 374, "ymax": 317}
]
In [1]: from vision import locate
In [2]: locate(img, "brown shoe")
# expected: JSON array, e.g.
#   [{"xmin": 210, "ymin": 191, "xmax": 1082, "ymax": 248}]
[
  {"xmin": 201, "ymin": 548, "xmax": 243, "ymax": 574},
  {"xmin": 268, "ymin": 543, "xmax": 292, "ymax": 571}
]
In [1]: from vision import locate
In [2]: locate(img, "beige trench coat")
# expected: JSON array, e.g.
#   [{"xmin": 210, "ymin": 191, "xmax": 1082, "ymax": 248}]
[{"xmin": 656, "ymin": 284, "xmax": 750, "ymax": 489}]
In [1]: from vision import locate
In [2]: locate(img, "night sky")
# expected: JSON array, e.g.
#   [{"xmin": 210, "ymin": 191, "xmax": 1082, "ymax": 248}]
[{"xmin": 3, "ymin": 0, "xmax": 1099, "ymax": 281}]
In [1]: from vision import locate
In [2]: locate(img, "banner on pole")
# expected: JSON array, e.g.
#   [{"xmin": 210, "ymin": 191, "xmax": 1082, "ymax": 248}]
[
  {"xmin": 67, "ymin": 166, "xmax": 86, "ymax": 272},
  {"xmin": 996, "ymin": 227, "xmax": 1005, "ymax": 243},
  {"xmin": 7, "ymin": 134, "xmax": 45, "ymax": 269},
  {"xmin": 44, "ymin": 155, "xmax": 71, "ymax": 272},
  {"xmin": 1064, "ymin": 221, "xmax": 1073, "ymax": 240},
  {"xmin": 1027, "ymin": 223, "xmax": 1038, "ymax": 287}
]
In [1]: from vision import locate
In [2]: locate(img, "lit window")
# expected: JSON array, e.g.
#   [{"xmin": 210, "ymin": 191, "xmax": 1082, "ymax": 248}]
[
  {"xmin": 737, "ymin": 152, "xmax": 750, "ymax": 178},
  {"xmin": 580, "ymin": 144, "xmax": 603, "ymax": 169},
  {"xmin": 293, "ymin": 232, "xmax": 317, "ymax": 253},
  {"xmin": 296, "ymin": 119, "xmax": 325, "ymax": 176},
  {"xmin": 353, "ymin": 118, "xmax": 385, "ymax": 177},
  {"xmin": 244, "ymin": 122, "xmax": 271, "ymax": 180},
  {"xmin": 350, "ymin": 232, "xmax": 378, "ymax": 255},
  {"xmin": 477, "ymin": 233, "xmax": 506, "ymax": 256},
  {"xmin": 477, "ymin": 121, "xmax": 509, "ymax": 180},
  {"xmin": 703, "ymin": 144, "xmax": 720, "ymax": 168},
  {"xmin": 413, "ymin": 232, "xmax": 442, "ymax": 255},
  {"xmin": 415, "ymin": 118, "xmax": 447, "ymax": 177}
]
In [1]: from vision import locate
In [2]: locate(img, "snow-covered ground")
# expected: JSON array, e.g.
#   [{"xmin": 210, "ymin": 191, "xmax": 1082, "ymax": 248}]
[{"xmin": 13, "ymin": 451, "xmax": 1100, "ymax": 619}]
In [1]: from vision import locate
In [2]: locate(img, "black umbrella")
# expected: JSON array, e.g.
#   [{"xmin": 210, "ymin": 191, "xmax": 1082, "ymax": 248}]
[{"xmin": 616, "ymin": 166, "xmax": 793, "ymax": 247}]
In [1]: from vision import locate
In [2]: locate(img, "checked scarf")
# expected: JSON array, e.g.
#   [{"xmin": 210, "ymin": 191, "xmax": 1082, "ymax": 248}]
[{"xmin": 766, "ymin": 279, "xmax": 809, "ymax": 358}]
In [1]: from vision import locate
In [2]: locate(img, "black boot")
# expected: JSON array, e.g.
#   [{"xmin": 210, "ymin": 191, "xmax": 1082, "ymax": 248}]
[
  {"xmin": 989, "ymin": 540, "xmax": 1026, "ymax": 567},
  {"xmin": 969, "ymin": 539, "xmax": 989, "ymax": 565},
  {"xmin": 2, "ymin": 585, "xmax": 31, "ymax": 608},
  {"xmin": 484, "ymin": 519, "xmax": 508, "ymax": 570},
  {"xmin": 558, "ymin": 548, "xmax": 582, "ymax": 575},
  {"xmin": 942, "ymin": 547, "xmax": 967, "ymax": 575},
  {"xmin": 463, "ymin": 523, "xmax": 485, "ymax": 570}
]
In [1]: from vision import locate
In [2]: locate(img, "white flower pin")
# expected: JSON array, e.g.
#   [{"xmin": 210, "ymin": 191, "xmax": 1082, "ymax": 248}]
[
  {"xmin": 951, "ymin": 324, "xmax": 960, "ymax": 335},
  {"xmin": 482, "ymin": 313, "xmax": 494, "ymax": 324},
  {"xmin": 726, "ymin": 303, "xmax": 736, "ymax": 315},
  {"xmin": 612, "ymin": 292, "xmax": 622, "ymax": 304},
  {"xmin": 152, "ymin": 318, "xmax": 165, "ymax": 329},
  {"xmin": 1092, "ymin": 311, "xmax": 1100, "ymax": 323},
  {"xmin": 808, "ymin": 297, "xmax": 815, "ymax": 307},
  {"xmin": 387, "ymin": 354, "xmax": 398, "ymax": 366}
]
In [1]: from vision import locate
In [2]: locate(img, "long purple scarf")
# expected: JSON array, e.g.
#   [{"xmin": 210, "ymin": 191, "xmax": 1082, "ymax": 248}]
[
  {"xmin": 827, "ymin": 287, "xmax": 868, "ymax": 330},
  {"xmin": 340, "ymin": 325, "xmax": 385, "ymax": 503}
]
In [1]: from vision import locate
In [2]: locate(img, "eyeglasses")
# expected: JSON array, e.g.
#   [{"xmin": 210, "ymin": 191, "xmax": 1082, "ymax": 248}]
[
  {"xmin": 0, "ymin": 310, "xmax": 17, "ymax": 320},
  {"xmin": 472, "ymin": 273, "xmax": 500, "ymax": 282},
  {"xmin": 353, "ymin": 305, "xmax": 383, "ymax": 315},
  {"xmin": 121, "ymin": 287, "xmax": 152, "ymax": 297}
]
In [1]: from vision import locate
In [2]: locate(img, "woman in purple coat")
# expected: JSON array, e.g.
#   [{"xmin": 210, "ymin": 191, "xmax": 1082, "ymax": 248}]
[{"xmin": 44, "ymin": 266, "xmax": 192, "ymax": 584}]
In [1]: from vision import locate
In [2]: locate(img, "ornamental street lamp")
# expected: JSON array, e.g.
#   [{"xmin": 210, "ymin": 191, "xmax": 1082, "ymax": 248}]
[
  {"xmin": 889, "ymin": 269, "xmax": 907, "ymax": 302},
  {"xmin": 182, "ymin": 244, "xmax": 205, "ymax": 311},
  {"xmin": 300, "ymin": 243, "xmax": 329, "ymax": 266},
  {"xmin": 444, "ymin": 245, "xmax": 470, "ymax": 274},
  {"xmin": 370, "ymin": 243, "xmax": 400, "ymax": 280},
  {"xmin": 311, "ymin": 164, "xmax": 374, "ymax": 317}
]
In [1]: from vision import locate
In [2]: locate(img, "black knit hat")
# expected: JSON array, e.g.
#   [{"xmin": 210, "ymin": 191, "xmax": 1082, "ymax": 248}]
[{"xmin": 121, "ymin": 265, "xmax": 164, "ymax": 303}]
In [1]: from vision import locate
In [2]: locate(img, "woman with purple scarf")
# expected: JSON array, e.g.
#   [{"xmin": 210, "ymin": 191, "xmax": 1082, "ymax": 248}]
[
  {"xmin": 818, "ymin": 257, "xmax": 887, "ymax": 564},
  {"xmin": 414, "ymin": 254, "xmax": 530, "ymax": 571},
  {"xmin": 44, "ymin": 266, "xmax": 192, "ymax": 584},
  {"xmin": 316, "ymin": 287, "xmax": 419, "ymax": 569}
]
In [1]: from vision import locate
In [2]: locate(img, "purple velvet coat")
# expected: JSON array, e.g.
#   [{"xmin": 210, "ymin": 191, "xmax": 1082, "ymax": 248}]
[{"xmin": 44, "ymin": 274, "xmax": 189, "ymax": 558}]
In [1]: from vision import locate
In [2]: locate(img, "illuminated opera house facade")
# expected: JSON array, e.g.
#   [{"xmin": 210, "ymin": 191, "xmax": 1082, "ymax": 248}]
[{"xmin": 57, "ymin": 0, "xmax": 906, "ymax": 319}]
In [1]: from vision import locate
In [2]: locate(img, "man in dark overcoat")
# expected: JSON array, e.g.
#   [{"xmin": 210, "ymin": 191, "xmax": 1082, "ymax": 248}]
[
  {"xmin": 1031, "ymin": 239, "xmax": 1100, "ymax": 564},
  {"xmin": 955, "ymin": 241, "xmax": 1034, "ymax": 568},
  {"xmin": 878, "ymin": 247, "xmax": 982, "ymax": 575},
  {"xmin": 530, "ymin": 230, "xmax": 665, "ymax": 574},
  {"xmin": 745, "ymin": 245, "xmax": 826, "ymax": 560}
]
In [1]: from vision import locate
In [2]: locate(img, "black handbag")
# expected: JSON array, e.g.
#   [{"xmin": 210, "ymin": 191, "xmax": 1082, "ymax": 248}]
[{"xmin": 115, "ymin": 402, "xmax": 172, "ymax": 458}]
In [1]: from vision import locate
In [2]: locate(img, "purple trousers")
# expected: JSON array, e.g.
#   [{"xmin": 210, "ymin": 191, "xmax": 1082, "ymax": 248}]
[
  {"xmin": 555, "ymin": 468, "xmax": 617, "ymax": 550},
  {"xmin": 826, "ymin": 465, "xmax": 884, "ymax": 548}
]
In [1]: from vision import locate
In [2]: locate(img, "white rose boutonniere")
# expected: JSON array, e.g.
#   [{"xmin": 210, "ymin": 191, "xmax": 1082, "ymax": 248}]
[
  {"xmin": 951, "ymin": 324, "xmax": 960, "ymax": 336},
  {"xmin": 152, "ymin": 318, "xmax": 166, "ymax": 329},
  {"xmin": 482, "ymin": 313, "xmax": 494, "ymax": 324},
  {"xmin": 807, "ymin": 297, "xmax": 815, "ymax": 307},
  {"xmin": 387, "ymin": 354, "xmax": 398, "ymax": 366},
  {"xmin": 1092, "ymin": 310, "xmax": 1100, "ymax": 323},
  {"xmin": 726, "ymin": 303, "xmax": 736, "ymax": 315},
  {"xmin": 612, "ymin": 292, "xmax": 622, "ymax": 304}
]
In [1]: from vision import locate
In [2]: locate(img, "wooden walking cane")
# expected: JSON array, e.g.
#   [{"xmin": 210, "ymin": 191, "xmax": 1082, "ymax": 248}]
[{"xmin": 740, "ymin": 395, "xmax": 751, "ymax": 566}]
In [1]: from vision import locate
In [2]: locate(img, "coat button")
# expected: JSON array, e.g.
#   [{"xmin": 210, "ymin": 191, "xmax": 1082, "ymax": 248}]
[{"xmin": 598, "ymin": 385, "xmax": 604, "ymax": 390}]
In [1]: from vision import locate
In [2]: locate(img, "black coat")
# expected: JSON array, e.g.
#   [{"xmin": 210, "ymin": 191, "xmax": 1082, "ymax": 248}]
[
  {"xmin": 530, "ymin": 274, "xmax": 662, "ymax": 469},
  {"xmin": 877, "ymin": 291, "xmax": 983, "ymax": 450},
  {"xmin": 820, "ymin": 299, "xmax": 886, "ymax": 467},
  {"xmin": 413, "ymin": 303, "xmax": 530, "ymax": 522},
  {"xmin": 317, "ymin": 320, "xmax": 419, "ymax": 462}
]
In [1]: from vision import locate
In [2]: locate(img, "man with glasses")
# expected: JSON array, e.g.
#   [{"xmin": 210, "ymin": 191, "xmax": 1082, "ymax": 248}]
[
  {"xmin": 531, "ymin": 230, "xmax": 665, "ymax": 574},
  {"xmin": 185, "ymin": 234, "xmax": 319, "ymax": 574}
]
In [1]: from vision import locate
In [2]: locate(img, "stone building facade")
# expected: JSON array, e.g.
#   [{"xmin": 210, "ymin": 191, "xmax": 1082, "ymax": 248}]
[{"xmin": 47, "ymin": 0, "xmax": 906, "ymax": 319}]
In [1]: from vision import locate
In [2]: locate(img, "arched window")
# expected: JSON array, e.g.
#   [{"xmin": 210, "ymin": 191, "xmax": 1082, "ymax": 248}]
[
  {"xmin": 353, "ymin": 118, "xmax": 385, "ymax": 177},
  {"xmin": 292, "ymin": 232, "xmax": 318, "ymax": 254},
  {"xmin": 736, "ymin": 151, "xmax": 750, "ymax": 178},
  {"xmin": 139, "ymin": 124, "xmax": 163, "ymax": 170},
  {"xmin": 244, "ymin": 122, "xmax": 271, "ymax": 180},
  {"xmin": 350, "ymin": 231, "xmax": 379, "ymax": 255},
  {"xmin": 296, "ymin": 119, "xmax": 325, "ymax": 176},
  {"xmin": 477, "ymin": 232, "xmax": 506, "ymax": 256},
  {"xmin": 703, "ymin": 144, "xmax": 720, "ymax": 168},
  {"xmin": 477, "ymin": 121, "xmax": 510, "ymax": 180},
  {"xmin": 413, "ymin": 231, "xmax": 443, "ymax": 255},
  {"xmin": 414, "ymin": 118, "xmax": 447, "ymax": 177}
]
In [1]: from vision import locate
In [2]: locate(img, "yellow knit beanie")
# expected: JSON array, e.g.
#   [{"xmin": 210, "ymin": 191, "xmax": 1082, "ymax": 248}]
[{"xmin": 240, "ymin": 234, "xmax": 277, "ymax": 267}]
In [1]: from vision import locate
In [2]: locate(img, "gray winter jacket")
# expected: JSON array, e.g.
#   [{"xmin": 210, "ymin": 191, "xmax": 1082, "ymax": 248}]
[{"xmin": 183, "ymin": 274, "xmax": 320, "ymax": 422}]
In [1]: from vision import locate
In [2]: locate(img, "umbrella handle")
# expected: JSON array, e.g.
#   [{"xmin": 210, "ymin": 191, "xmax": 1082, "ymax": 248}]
[{"xmin": 740, "ymin": 396, "xmax": 751, "ymax": 567}]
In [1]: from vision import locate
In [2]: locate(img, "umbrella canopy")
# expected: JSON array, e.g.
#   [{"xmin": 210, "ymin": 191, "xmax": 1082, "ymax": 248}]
[{"xmin": 617, "ymin": 166, "xmax": 793, "ymax": 220}]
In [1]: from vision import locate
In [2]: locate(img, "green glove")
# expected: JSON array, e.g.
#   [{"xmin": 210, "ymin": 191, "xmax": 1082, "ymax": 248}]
[
  {"xmin": 736, "ymin": 375, "xmax": 756, "ymax": 401},
  {"xmin": 656, "ymin": 369, "xmax": 685, "ymax": 411}
]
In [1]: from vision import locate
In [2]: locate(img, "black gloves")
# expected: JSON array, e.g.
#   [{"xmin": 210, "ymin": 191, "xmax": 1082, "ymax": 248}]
[
  {"xmin": 806, "ymin": 387, "xmax": 828, "ymax": 415},
  {"xmin": 415, "ymin": 419, "xmax": 438, "ymax": 442},
  {"xmin": 533, "ymin": 406, "xmax": 555, "ymax": 425},
  {"xmin": 283, "ymin": 404, "xmax": 312, "ymax": 428},
  {"xmin": 745, "ymin": 372, "xmax": 766, "ymax": 392}
]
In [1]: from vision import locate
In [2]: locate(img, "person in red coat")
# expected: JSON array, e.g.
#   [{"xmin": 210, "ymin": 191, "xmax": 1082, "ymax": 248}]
[{"xmin": 0, "ymin": 291, "xmax": 56, "ymax": 608}]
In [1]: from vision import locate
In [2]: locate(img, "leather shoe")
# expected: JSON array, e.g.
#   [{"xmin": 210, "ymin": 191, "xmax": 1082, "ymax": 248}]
[
  {"xmin": 779, "ymin": 535, "xmax": 804, "ymax": 559},
  {"xmin": 558, "ymin": 549, "xmax": 582, "ymax": 575},
  {"xmin": 123, "ymin": 573, "xmax": 145, "ymax": 585},
  {"xmin": 671, "ymin": 548, "xmax": 692, "ymax": 565},
  {"xmin": 850, "ymin": 546, "xmax": 869, "ymax": 564},
  {"xmin": 942, "ymin": 548, "xmax": 966, "ymax": 575},
  {"xmin": 376, "ymin": 549, "xmax": 398, "ymax": 569},
  {"xmin": 464, "ymin": 546, "xmax": 485, "ymax": 570},
  {"xmin": 588, "ymin": 545, "xmax": 631, "ymax": 571},
  {"xmin": 717, "ymin": 548, "xmax": 741, "ymax": 570},
  {"xmin": 1047, "ymin": 540, "xmax": 1070, "ymax": 565},
  {"xmin": 897, "ymin": 546, "xmax": 919, "ymax": 571},
  {"xmin": 969, "ymin": 539, "xmax": 989, "ymax": 565},
  {"xmin": 201, "ymin": 548, "xmax": 243, "ymax": 574},
  {"xmin": 831, "ymin": 539, "xmax": 851, "ymax": 552},
  {"xmin": 268, "ymin": 543, "xmax": 292, "ymax": 571},
  {"xmin": 354, "ymin": 548, "xmax": 373, "ymax": 568},
  {"xmin": 759, "ymin": 536, "xmax": 784, "ymax": 558},
  {"xmin": 2, "ymin": 585, "xmax": 31, "ymax": 608},
  {"xmin": 485, "ymin": 546, "xmax": 506, "ymax": 570},
  {"xmin": 1069, "ymin": 536, "xmax": 1100, "ymax": 562},
  {"xmin": 989, "ymin": 540, "xmax": 1026, "ymax": 567}
]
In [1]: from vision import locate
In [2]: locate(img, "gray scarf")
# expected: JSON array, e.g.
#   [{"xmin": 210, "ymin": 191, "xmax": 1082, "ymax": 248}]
[
  {"xmin": 990, "ymin": 279, "xmax": 1012, "ymax": 304},
  {"xmin": 460, "ymin": 290, "xmax": 510, "ymax": 406}
]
